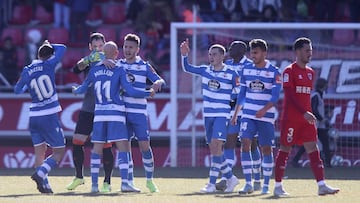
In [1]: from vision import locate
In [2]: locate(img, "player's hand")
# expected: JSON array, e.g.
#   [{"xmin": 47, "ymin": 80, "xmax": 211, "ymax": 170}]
[
  {"xmin": 71, "ymin": 86, "xmax": 78, "ymax": 94},
  {"xmin": 230, "ymin": 115, "xmax": 237, "ymax": 126},
  {"xmin": 83, "ymin": 51, "xmax": 104, "ymax": 65},
  {"xmin": 304, "ymin": 111, "xmax": 316, "ymax": 124},
  {"xmin": 103, "ymin": 59, "xmax": 116, "ymax": 69},
  {"xmin": 152, "ymin": 80, "xmax": 163, "ymax": 92},
  {"xmin": 255, "ymin": 108, "xmax": 267, "ymax": 118},
  {"xmin": 180, "ymin": 38, "xmax": 190, "ymax": 56},
  {"xmin": 149, "ymin": 88, "xmax": 156, "ymax": 97}
]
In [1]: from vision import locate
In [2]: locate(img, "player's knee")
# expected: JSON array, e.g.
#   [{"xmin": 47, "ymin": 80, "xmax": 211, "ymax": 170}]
[
  {"xmin": 72, "ymin": 138, "xmax": 85, "ymax": 145},
  {"xmin": 103, "ymin": 143, "xmax": 113, "ymax": 148}
]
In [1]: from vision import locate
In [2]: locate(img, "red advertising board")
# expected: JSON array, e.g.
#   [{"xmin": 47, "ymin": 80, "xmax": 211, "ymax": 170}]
[{"xmin": 0, "ymin": 96, "xmax": 358, "ymax": 136}]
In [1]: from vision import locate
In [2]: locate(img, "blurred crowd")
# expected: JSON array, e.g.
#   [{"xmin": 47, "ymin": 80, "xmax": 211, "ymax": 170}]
[{"xmin": 0, "ymin": 0, "xmax": 359, "ymax": 89}]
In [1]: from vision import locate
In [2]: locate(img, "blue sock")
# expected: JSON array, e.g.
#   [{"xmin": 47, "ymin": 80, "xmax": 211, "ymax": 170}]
[
  {"xmin": 128, "ymin": 152, "xmax": 134, "ymax": 184},
  {"xmin": 241, "ymin": 151, "xmax": 252, "ymax": 185},
  {"xmin": 224, "ymin": 149, "xmax": 236, "ymax": 168},
  {"xmin": 220, "ymin": 154, "xmax": 233, "ymax": 179},
  {"xmin": 142, "ymin": 148, "xmax": 154, "ymax": 180},
  {"xmin": 209, "ymin": 155, "xmax": 222, "ymax": 184},
  {"xmin": 118, "ymin": 151, "xmax": 129, "ymax": 185},
  {"xmin": 251, "ymin": 147, "xmax": 261, "ymax": 182},
  {"xmin": 37, "ymin": 157, "xmax": 57, "ymax": 178},
  {"xmin": 90, "ymin": 153, "xmax": 101, "ymax": 187},
  {"xmin": 262, "ymin": 154, "xmax": 274, "ymax": 188}
]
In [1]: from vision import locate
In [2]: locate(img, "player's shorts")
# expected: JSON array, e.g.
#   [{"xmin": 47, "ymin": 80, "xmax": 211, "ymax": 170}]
[
  {"xmin": 126, "ymin": 113, "xmax": 150, "ymax": 141},
  {"xmin": 228, "ymin": 116, "xmax": 241, "ymax": 135},
  {"xmin": 280, "ymin": 119, "xmax": 317, "ymax": 146},
  {"xmin": 29, "ymin": 113, "xmax": 65, "ymax": 148},
  {"xmin": 74, "ymin": 110, "xmax": 94, "ymax": 136},
  {"xmin": 204, "ymin": 117, "xmax": 228, "ymax": 144},
  {"xmin": 92, "ymin": 121, "xmax": 128, "ymax": 143},
  {"xmin": 239, "ymin": 118, "xmax": 274, "ymax": 147}
]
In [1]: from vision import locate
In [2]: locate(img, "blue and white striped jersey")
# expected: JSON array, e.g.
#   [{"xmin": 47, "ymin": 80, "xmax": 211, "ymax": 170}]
[
  {"xmin": 225, "ymin": 56, "xmax": 253, "ymax": 116},
  {"xmin": 182, "ymin": 56, "xmax": 240, "ymax": 119},
  {"xmin": 73, "ymin": 61, "xmax": 151, "ymax": 122},
  {"xmin": 225, "ymin": 56, "xmax": 253, "ymax": 100},
  {"xmin": 14, "ymin": 44, "xmax": 66, "ymax": 117},
  {"xmin": 117, "ymin": 56, "xmax": 164, "ymax": 115},
  {"xmin": 237, "ymin": 60, "xmax": 281, "ymax": 124}
]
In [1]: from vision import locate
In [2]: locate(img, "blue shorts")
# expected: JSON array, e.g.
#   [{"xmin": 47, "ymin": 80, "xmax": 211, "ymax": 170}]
[
  {"xmin": 239, "ymin": 118, "xmax": 274, "ymax": 147},
  {"xmin": 92, "ymin": 121, "xmax": 128, "ymax": 143},
  {"xmin": 228, "ymin": 116, "xmax": 241, "ymax": 135},
  {"xmin": 204, "ymin": 117, "xmax": 228, "ymax": 144},
  {"xmin": 29, "ymin": 114, "xmax": 65, "ymax": 148},
  {"xmin": 126, "ymin": 113, "xmax": 149, "ymax": 141}
]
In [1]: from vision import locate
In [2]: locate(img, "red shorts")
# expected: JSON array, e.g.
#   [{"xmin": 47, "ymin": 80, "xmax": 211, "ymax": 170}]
[{"xmin": 280, "ymin": 120, "xmax": 317, "ymax": 146}]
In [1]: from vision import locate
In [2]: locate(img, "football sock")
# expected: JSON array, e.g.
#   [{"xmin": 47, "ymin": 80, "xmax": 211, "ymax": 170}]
[
  {"xmin": 262, "ymin": 154, "xmax": 273, "ymax": 188},
  {"xmin": 73, "ymin": 144, "xmax": 84, "ymax": 179},
  {"xmin": 37, "ymin": 157, "xmax": 57, "ymax": 178},
  {"xmin": 118, "ymin": 151, "xmax": 129, "ymax": 185},
  {"xmin": 220, "ymin": 154, "xmax": 233, "ymax": 179},
  {"xmin": 309, "ymin": 150, "xmax": 325, "ymax": 182},
  {"xmin": 241, "ymin": 151, "xmax": 253, "ymax": 185},
  {"xmin": 102, "ymin": 147, "xmax": 114, "ymax": 184},
  {"xmin": 209, "ymin": 155, "xmax": 222, "ymax": 184},
  {"xmin": 224, "ymin": 148, "xmax": 236, "ymax": 168},
  {"xmin": 142, "ymin": 148, "xmax": 154, "ymax": 180},
  {"xmin": 128, "ymin": 152, "xmax": 134, "ymax": 184},
  {"xmin": 90, "ymin": 152, "xmax": 101, "ymax": 187},
  {"xmin": 274, "ymin": 150, "xmax": 289, "ymax": 183},
  {"xmin": 251, "ymin": 146, "xmax": 261, "ymax": 182}
]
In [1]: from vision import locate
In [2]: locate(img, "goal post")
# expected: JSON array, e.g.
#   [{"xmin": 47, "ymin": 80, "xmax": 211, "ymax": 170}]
[{"xmin": 170, "ymin": 22, "xmax": 360, "ymax": 167}]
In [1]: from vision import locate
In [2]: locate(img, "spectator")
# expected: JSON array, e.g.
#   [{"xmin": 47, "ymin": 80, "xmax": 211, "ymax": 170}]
[
  {"xmin": 68, "ymin": 0, "xmax": 93, "ymax": 43},
  {"xmin": 198, "ymin": 0, "xmax": 225, "ymax": 22},
  {"xmin": 25, "ymin": 29, "xmax": 42, "ymax": 65},
  {"xmin": 2, "ymin": 36, "xmax": 18, "ymax": 85},
  {"xmin": 53, "ymin": 0, "xmax": 70, "ymax": 30}
]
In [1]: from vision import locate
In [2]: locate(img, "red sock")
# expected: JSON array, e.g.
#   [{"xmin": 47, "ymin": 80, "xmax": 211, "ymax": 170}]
[
  {"xmin": 274, "ymin": 150, "xmax": 289, "ymax": 182},
  {"xmin": 309, "ymin": 150, "xmax": 325, "ymax": 182}
]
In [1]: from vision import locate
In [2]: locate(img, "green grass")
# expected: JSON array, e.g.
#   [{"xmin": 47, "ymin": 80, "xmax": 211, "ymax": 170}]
[{"xmin": 0, "ymin": 167, "xmax": 358, "ymax": 203}]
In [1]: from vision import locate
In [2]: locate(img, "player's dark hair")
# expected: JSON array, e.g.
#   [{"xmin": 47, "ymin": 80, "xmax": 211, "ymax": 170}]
[
  {"xmin": 89, "ymin": 32, "xmax": 105, "ymax": 44},
  {"xmin": 249, "ymin": 39, "xmax": 267, "ymax": 51},
  {"xmin": 294, "ymin": 37, "xmax": 311, "ymax": 50},
  {"xmin": 209, "ymin": 44, "xmax": 226, "ymax": 55},
  {"xmin": 38, "ymin": 44, "xmax": 54, "ymax": 60},
  {"xmin": 230, "ymin": 40, "xmax": 247, "ymax": 50},
  {"xmin": 124, "ymin": 33, "xmax": 140, "ymax": 46}
]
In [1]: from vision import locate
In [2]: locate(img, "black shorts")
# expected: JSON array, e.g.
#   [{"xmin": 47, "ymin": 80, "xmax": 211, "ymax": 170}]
[{"xmin": 74, "ymin": 111, "xmax": 94, "ymax": 136}]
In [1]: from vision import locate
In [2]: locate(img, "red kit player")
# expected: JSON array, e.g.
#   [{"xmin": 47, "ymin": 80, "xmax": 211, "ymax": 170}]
[{"xmin": 273, "ymin": 37, "xmax": 340, "ymax": 197}]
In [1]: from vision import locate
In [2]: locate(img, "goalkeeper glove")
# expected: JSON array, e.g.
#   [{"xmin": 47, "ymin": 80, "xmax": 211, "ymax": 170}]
[{"xmin": 83, "ymin": 51, "xmax": 105, "ymax": 65}]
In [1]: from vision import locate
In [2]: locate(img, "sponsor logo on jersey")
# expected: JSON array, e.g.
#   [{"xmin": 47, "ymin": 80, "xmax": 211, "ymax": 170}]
[
  {"xmin": 249, "ymin": 80, "xmax": 265, "ymax": 92},
  {"xmin": 308, "ymin": 73, "xmax": 312, "ymax": 80},
  {"xmin": 283, "ymin": 73, "xmax": 289, "ymax": 83},
  {"xmin": 208, "ymin": 79, "xmax": 220, "ymax": 91},
  {"xmin": 127, "ymin": 73, "xmax": 135, "ymax": 83}
]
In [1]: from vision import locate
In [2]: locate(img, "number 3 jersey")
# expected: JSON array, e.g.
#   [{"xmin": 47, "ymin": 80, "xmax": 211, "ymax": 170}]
[{"xmin": 14, "ymin": 44, "xmax": 66, "ymax": 117}]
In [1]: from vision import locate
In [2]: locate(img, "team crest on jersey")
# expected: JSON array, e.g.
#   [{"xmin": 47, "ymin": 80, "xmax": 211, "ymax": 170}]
[
  {"xmin": 308, "ymin": 73, "xmax": 312, "ymax": 80},
  {"xmin": 208, "ymin": 79, "xmax": 221, "ymax": 91},
  {"xmin": 283, "ymin": 73, "xmax": 289, "ymax": 83},
  {"xmin": 127, "ymin": 73, "xmax": 135, "ymax": 83},
  {"xmin": 298, "ymin": 75, "xmax": 303, "ymax": 79},
  {"xmin": 249, "ymin": 79, "xmax": 265, "ymax": 92}
]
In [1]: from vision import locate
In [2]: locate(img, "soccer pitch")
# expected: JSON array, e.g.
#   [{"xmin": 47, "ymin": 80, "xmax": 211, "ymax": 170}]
[{"xmin": 0, "ymin": 167, "xmax": 358, "ymax": 203}]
